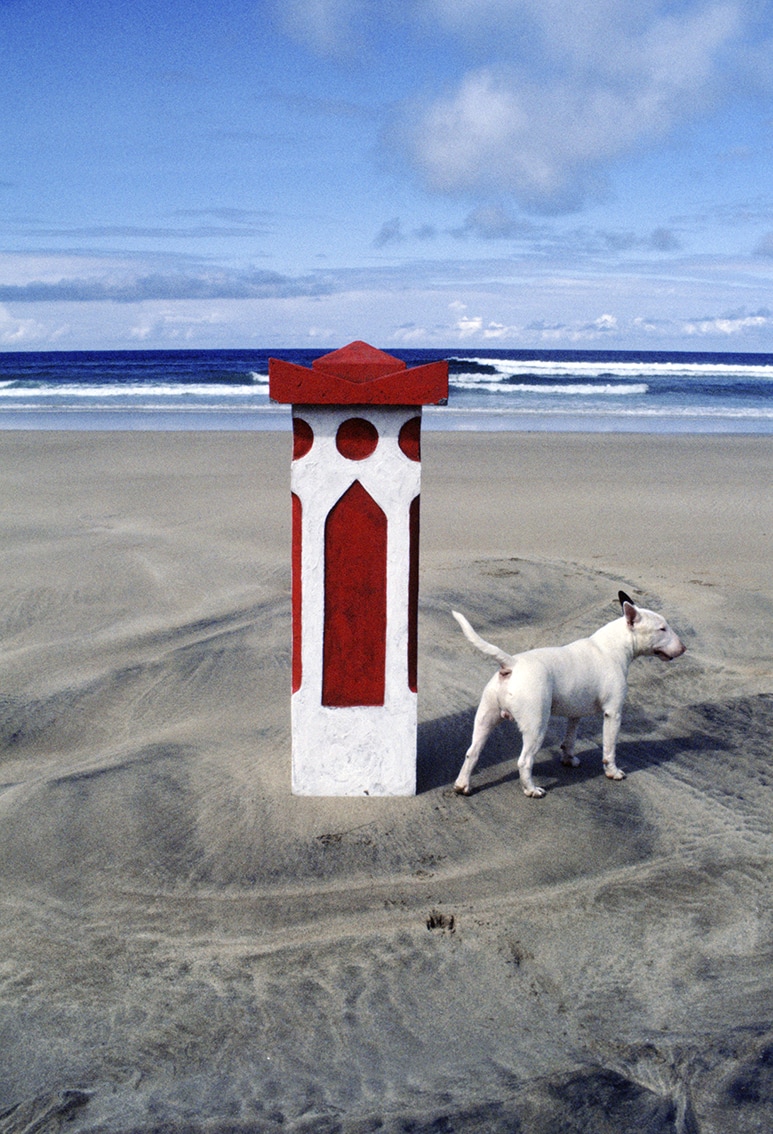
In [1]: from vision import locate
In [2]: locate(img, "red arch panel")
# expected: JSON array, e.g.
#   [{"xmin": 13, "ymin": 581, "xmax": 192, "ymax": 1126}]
[
  {"xmin": 408, "ymin": 494, "xmax": 420, "ymax": 692},
  {"xmin": 323, "ymin": 481, "xmax": 387, "ymax": 707}
]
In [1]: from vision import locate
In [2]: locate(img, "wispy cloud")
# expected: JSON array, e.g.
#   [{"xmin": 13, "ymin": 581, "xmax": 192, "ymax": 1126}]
[
  {"xmin": 0, "ymin": 270, "xmax": 333, "ymax": 303},
  {"xmin": 454, "ymin": 204, "xmax": 540, "ymax": 240},
  {"xmin": 264, "ymin": 90, "xmax": 376, "ymax": 119},
  {"xmin": 673, "ymin": 197, "xmax": 773, "ymax": 229},
  {"xmin": 373, "ymin": 217, "xmax": 403, "ymax": 248},
  {"xmin": 682, "ymin": 307, "xmax": 773, "ymax": 334},
  {"xmin": 370, "ymin": 204, "xmax": 683, "ymax": 255},
  {"xmin": 273, "ymin": 0, "xmax": 366, "ymax": 55},
  {"xmin": 754, "ymin": 232, "xmax": 773, "ymax": 256},
  {"xmin": 452, "ymin": 212, "xmax": 682, "ymax": 253},
  {"xmin": 26, "ymin": 222, "xmax": 272, "ymax": 241},
  {"xmin": 173, "ymin": 208, "xmax": 273, "ymax": 223},
  {"xmin": 372, "ymin": 217, "xmax": 438, "ymax": 247}
]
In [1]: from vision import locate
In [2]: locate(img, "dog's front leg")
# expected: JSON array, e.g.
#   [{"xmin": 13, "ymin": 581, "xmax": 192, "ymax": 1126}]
[{"xmin": 602, "ymin": 708, "xmax": 626, "ymax": 780}]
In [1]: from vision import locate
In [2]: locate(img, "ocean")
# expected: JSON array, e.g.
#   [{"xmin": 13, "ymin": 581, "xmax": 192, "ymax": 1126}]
[{"xmin": 0, "ymin": 347, "xmax": 771, "ymax": 432}]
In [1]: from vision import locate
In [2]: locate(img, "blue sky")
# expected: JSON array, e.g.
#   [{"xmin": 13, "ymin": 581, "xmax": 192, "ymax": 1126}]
[{"xmin": 2, "ymin": 0, "xmax": 773, "ymax": 351}]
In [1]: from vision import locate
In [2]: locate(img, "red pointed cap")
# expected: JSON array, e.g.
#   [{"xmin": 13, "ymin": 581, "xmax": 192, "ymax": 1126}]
[
  {"xmin": 312, "ymin": 341, "xmax": 405, "ymax": 383},
  {"xmin": 269, "ymin": 340, "xmax": 448, "ymax": 405}
]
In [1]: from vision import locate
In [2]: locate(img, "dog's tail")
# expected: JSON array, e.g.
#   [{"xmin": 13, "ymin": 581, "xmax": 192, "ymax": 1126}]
[{"xmin": 451, "ymin": 610, "xmax": 515, "ymax": 668}]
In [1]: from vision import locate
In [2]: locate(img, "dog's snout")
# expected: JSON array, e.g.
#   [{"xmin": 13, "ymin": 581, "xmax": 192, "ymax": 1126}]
[
  {"xmin": 669, "ymin": 630, "xmax": 687, "ymax": 657},
  {"xmin": 656, "ymin": 638, "xmax": 686, "ymax": 661}
]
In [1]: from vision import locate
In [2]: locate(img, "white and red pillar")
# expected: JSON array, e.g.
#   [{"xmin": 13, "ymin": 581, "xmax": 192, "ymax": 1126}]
[{"xmin": 269, "ymin": 342, "xmax": 448, "ymax": 795}]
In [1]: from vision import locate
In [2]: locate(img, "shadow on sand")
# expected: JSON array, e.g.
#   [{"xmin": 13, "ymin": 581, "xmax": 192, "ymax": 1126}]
[{"xmin": 417, "ymin": 702, "xmax": 739, "ymax": 796}]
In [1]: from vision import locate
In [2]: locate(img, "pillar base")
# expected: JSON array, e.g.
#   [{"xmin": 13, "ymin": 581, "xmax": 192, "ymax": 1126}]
[{"xmin": 291, "ymin": 692, "xmax": 417, "ymax": 796}]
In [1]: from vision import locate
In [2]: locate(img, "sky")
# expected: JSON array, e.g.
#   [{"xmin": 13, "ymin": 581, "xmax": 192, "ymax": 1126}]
[{"xmin": 2, "ymin": 0, "xmax": 773, "ymax": 352}]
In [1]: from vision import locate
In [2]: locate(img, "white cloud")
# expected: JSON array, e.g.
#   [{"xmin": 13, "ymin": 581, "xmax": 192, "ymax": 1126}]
[
  {"xmin": 457, "ymin": 313, "xmax": 484, "ymax": 337},
  {"xmin": 448, "ymin": 300, "xmax": 626, "ymax": 342},
  {"xmin": 403, "ymin": 2, "xmax": 742, "ymax": 211},
  {"xmin": 276, "ymin": 1, "xmax": 764, "ymax": 218},
  {"xmin": 128, "ymin": 308, "xmax": 229, "ymax": 343},
  {"xmin": 0, "ymin": 303, "xmax": 47, "ymax": 345},
  {"xmin": 682, "ymin": 308, "xmax": 772, "ymax": 335},
  {"xmin": 481, "ymin": 321, "xmax": 513, "ymax": 339}
]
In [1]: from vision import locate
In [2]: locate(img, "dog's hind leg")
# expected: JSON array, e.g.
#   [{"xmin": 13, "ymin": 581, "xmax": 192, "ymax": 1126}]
[
  {"xmin": 560, "ymin": 717, "xmax": 581, "ymax": 768},
  {"xmin": 517, "ymin": 735, "xmax": 548, "ymax": 797},
  {"xmin": 454, "ymin": 684, "xmax": 500, "ymax": 796},
  {"xmin": 514, "ymin": 694, "xmax": 551, "ymax": 798}
]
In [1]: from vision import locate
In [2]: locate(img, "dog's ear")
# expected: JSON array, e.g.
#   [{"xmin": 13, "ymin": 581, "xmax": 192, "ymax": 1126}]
[
  {"xmin": 622, "ymin": 601, "xmax": 639, "ymax": 628},
  {"xmin": 618, "ymin": 590, "xmax": 634, "ymax": 609}
]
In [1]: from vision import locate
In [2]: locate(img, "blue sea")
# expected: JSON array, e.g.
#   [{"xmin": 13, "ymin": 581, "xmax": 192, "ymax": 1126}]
[{"xmin": 0, "ymin": 347, "xmax": 771, "ymax": 432}]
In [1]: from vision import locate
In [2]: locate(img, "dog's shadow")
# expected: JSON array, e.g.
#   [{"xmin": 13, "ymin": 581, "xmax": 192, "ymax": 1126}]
[{"xmin": 416, "ymin": 707, "xmax": 732, "ymax": 795}]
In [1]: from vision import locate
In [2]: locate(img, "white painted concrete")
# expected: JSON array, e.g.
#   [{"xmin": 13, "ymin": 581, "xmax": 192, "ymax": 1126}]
[{"xmin": 291, "ymin": 405, "xmax": 422, "ymax": 796}]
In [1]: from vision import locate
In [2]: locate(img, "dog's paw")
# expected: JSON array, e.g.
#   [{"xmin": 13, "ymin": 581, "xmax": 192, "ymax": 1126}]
[
  {"xmin": 454, "ymin": 783, "xmax": 472, "ymax": 796},
  {"xmin": 561, "ymin": 754, "xmax": 580, "ymax": 768},
  {"xmin": 604, "ymin": 767, "xmax": 626, "ymax": 781},
  {"xmin": 523, "ymin": 785, "xmax": 546, "ymax": 798}
]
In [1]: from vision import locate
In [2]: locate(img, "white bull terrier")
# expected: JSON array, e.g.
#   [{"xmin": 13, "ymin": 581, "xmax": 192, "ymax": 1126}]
[{"xmin": 453, "ymin": 591, "xmax": 686, "ymax": 798}]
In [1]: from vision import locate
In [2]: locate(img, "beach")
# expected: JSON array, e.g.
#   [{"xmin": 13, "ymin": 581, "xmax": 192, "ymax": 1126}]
[{"xmin": 0, "ymin": 429, "xmax": 770, "ymax": 1132}]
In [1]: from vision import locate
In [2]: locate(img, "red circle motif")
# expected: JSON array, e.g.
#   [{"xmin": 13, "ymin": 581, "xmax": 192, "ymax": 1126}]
[
  {"xmin": 398, "ymin": 416, "xmax": 421, "ymax": 462},
  {"xmin": 293, "ymin": 417, "xmax": 314, "ymax": 460},
  {"xmin": 336, "ymin": 417, "xmax": 379, "ymax": 460}
]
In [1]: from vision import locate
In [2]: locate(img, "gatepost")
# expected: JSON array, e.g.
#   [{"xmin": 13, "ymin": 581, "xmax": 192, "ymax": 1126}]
[{"xmin": 269, "ymin": 341, "xmax": 448, "ymax": 795}]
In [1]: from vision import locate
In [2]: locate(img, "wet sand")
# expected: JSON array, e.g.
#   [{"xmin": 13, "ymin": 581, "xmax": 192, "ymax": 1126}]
[{"xmin": 0, "ymin": 430, "xmax": 770, "ymax": 1133}]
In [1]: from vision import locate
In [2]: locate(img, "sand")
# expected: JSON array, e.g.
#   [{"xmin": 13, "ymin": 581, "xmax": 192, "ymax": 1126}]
[{"xmin": 0, "ymin": 430, "xmax": 770, "ymax": 1133}]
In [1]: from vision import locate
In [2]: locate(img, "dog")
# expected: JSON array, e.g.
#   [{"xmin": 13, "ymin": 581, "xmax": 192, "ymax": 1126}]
[{"xmin": 453, "ymin": 592, "xmax": 686, "ymax": 798}]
